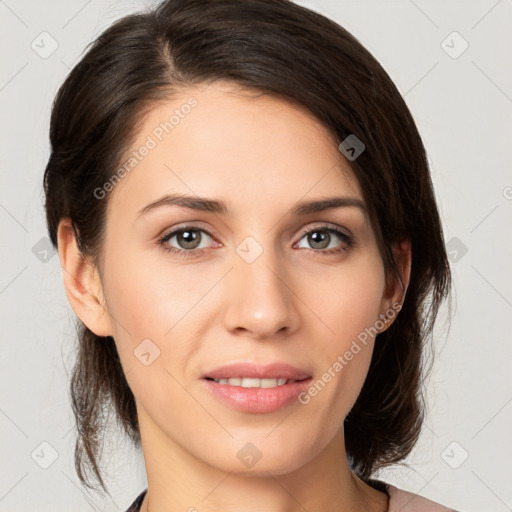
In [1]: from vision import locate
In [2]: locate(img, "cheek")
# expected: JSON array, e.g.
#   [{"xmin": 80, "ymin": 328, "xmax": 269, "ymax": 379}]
[
  {"xmin": 100, "ymin": 247, "xmax": 202, "ymax": 412},
  {"xmin": 99, "ymin": 242, "xmax": 229, "ymax": 403},
  {"xmin": 101, "ymin": 242, "xmax": 211, "ymax": 338},
  {"xmin": 306, "ymin": 253, "xmax": 386, "ymax": 348},
  {"xmin": 303, "ymin": 254, "xmax": 386, "ymax": 408}
]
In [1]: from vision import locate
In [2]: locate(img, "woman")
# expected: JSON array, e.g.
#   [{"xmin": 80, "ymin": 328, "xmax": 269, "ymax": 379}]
[{"xmin": 43, "ymin": 0, "xmax": 457, "ymax": 510}]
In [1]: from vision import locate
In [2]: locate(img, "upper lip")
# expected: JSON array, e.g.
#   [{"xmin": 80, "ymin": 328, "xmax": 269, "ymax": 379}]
[{"xmin": 202, "ymin": 362, "xmax": 312, "ymax": 381}]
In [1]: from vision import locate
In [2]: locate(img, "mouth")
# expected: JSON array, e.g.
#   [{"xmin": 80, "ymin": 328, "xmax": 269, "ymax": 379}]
[
  {"xmin": 201, "ymin": 375, "xmax": 314, "ymax": 413},
  {"xmin": 203, "ymin": 376, "xmax": 311, "ymax": 388}
]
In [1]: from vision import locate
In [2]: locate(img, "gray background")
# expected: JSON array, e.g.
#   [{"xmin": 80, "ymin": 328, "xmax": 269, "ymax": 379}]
[{"xmin": 1, "ymin": 0, "xmax": 511, "ymax": 510}]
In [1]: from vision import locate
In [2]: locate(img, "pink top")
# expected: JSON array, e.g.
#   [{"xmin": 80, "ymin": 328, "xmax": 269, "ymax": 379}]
[{"xmin": 387, "ymin": 483, "xmax": 459, "ymax": 511}]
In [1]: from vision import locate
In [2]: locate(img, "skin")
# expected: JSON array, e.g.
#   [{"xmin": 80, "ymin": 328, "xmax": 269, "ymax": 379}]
[{"xmin": 58, "ymin": 80, "xmax": 411, "ymax": 512}]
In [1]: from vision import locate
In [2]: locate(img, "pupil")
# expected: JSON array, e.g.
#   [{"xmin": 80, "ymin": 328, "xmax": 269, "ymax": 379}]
[{"xmin": 179, "ymin": 230, "xmax": 200, "ymax": 249}]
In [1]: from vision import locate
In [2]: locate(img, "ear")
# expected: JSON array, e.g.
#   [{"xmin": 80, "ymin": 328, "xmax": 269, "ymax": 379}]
[
  {"xmin": 56, "ymin": 218, "xmax": 113, "ymax": 337},
  {"xmin": 378, "ymin": 238, "xmax": 411, "ymax": 331}
]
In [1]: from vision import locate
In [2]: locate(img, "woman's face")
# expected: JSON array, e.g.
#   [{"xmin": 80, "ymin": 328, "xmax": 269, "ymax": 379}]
[{"xmin": 90, "ymin": 81, "xmax": 400, "ymax": 475}]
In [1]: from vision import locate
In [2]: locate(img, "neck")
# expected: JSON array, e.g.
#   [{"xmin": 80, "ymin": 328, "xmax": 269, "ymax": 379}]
[{"xmin": 136, "ymin": 404, "xmax": 388, "ymax": 512}]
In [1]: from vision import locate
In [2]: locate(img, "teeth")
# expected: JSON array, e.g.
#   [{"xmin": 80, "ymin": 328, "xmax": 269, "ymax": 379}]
[{"xmin": 214, "ymin": 377, "xmax": 290, "ymax": 387}]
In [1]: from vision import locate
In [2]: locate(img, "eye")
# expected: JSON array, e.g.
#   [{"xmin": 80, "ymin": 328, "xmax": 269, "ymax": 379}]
[
  {"xmin": 295, "ymin": 225, "xmax": 355, "ymax": 255},
  {"xmin": 157, "ymin": 225, "xmax": 218, "ymax": 258}
]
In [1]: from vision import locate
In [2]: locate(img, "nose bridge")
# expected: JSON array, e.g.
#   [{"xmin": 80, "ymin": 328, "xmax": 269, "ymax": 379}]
[{"xmin": 222, "ymin": 232, "xmax": 299, "ymax": 337}]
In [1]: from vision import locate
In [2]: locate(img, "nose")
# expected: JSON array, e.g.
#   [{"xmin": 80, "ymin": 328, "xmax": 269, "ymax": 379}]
[{"xmin": 222, "ymin": 245, "xmax": 301, "ymax": 340}]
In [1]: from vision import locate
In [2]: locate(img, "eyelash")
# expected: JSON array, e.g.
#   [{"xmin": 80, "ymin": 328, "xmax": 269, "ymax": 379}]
[{"xmin": 157, "ymin": 224, "xmax": 355, "ymax": 259}]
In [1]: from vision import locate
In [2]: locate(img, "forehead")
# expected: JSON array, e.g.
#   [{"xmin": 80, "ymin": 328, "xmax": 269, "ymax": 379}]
[{"xmin": 108, "ymin": 80, "xmax": 363, "ymax": 218}]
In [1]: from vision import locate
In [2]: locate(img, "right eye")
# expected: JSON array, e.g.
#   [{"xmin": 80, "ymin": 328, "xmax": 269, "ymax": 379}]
[{"xmin": 157, "ymin": 226, "xmax": 219, "ymax": 258}]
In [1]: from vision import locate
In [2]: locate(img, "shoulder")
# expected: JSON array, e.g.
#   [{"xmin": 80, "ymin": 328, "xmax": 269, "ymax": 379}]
[{"xmin": 387, "ymin": 483, "xmax": 460, "ymax": 512}]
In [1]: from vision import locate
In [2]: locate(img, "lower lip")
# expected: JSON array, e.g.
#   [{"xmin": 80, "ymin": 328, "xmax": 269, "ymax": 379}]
[{"xmin": 201, "ymin": 378, "xmax": 313, "ymax": 413}]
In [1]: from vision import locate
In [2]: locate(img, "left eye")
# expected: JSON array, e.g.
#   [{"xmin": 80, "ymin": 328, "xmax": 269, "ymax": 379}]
[{"xmin": 295, "ymin": 227, "xmax": 353, "ymax": 253}]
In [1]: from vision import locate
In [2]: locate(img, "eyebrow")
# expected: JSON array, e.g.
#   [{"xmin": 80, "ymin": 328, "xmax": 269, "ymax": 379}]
[{"xmin": 137, "ymin": 193, "xmax": 367, "ymax": 217}]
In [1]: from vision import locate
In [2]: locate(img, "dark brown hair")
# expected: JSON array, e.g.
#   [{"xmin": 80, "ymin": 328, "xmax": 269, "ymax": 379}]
[{"xmin": 43, "ymin": 0, "xmax": 452, "ymax": 498}]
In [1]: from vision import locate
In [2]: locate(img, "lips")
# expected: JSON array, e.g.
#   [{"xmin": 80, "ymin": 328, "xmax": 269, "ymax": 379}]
[
  {"xmin": 201, "ymin": 362, "xmax": 312, "ymax": 382},
  {"xmin": 202, "ymin": 375, "xmax": 314, "ymax": 413}
]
